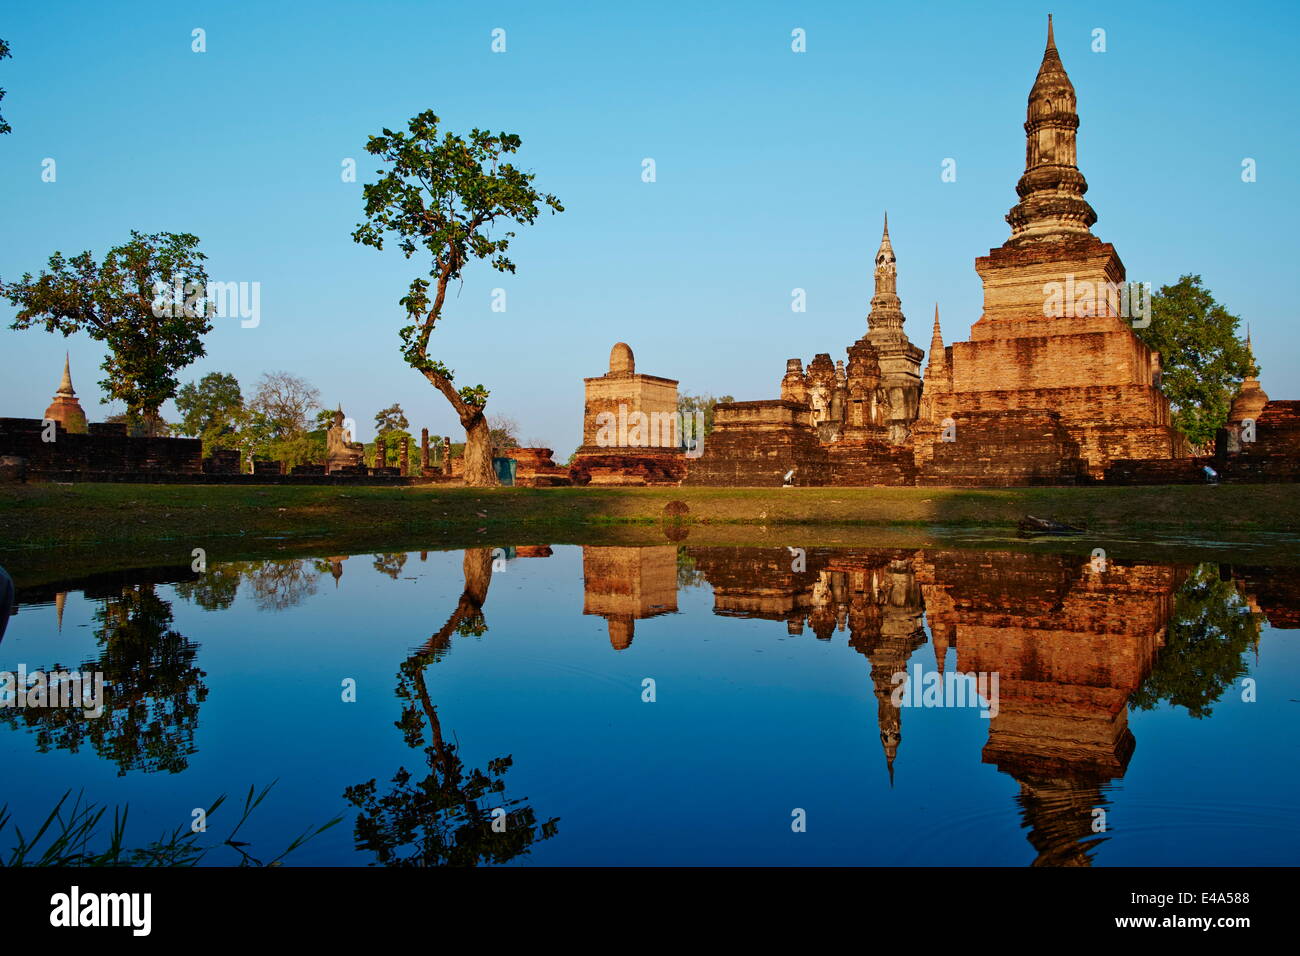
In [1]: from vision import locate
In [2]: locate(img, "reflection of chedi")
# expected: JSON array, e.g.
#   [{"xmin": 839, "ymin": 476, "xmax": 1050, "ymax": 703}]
[
  {"xmin": 920, "ymin": 548, "xmax": 1178, "ymax": 865},
  {"xmin": 581, "ymin": 546, "xmax": 678, "ymax": 650},
  {"xmin": 682, "ymin": 546, "xmax": 926, "ymax": 782}
]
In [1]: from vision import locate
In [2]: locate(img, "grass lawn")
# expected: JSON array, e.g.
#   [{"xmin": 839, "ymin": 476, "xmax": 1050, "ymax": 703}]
[{"xmin": 2, "ymin": 481, "xmax": 1298, "ymax": 582}]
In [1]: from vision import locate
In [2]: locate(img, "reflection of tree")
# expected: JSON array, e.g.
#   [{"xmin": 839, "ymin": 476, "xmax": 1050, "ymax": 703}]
[
  {"xmin": 676, "ymin": 546, "xmax": 707, "ymax": 589},
  {"xmin": 245, "ymin": 559, "xmax": 320, "ymax": 611},
  {"xmin": 174, "ymin": 564, "xmax": 242, "ymax": 611},
  {"xmin": 1130, "ymin": 563, "xmax": 1259, "ymax": 719},
  {"xmin": 344, "ymin": 549, "xmax": 558, "ymax": 865},
  {"xmin": 372, "ymin": 553, "xmax": 408, "ymax": 580},
  {"xmin": 0, "ymin": 584, "xmax": 207, "ymax": 775}
]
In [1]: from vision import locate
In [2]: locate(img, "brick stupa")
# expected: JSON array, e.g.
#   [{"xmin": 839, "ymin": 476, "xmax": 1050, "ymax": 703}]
[
  {"xmin": 916, "ymin": 16, "xmax": 1178, "ymax": 483},
  {"xmin": 569, "ymin": 342, "xmax": 687, "ymax": 486},
  {"xmin": 43, "ymin": 353, "xmax": 88, "ymax": 434}
]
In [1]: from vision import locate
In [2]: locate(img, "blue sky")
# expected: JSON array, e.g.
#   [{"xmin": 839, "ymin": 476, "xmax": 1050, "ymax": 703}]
[{"xmin": 2, "ymin": 0, "xmax": 1296, "ymax": 455}]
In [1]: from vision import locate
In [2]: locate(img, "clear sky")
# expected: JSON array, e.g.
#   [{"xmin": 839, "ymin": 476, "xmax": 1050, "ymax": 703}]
[{"xmin": 2, "ymin": 0, "xmax": 1296, "ymax": 455}]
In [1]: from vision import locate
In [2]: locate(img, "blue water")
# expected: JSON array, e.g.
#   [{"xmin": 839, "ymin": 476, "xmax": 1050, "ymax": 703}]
[{"xmin": 1, "ymin": 545, "xmax": 1296, "ymax": 866}]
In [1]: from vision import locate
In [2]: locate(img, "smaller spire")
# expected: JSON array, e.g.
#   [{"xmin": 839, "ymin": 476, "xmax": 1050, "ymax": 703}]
[
  {"xmin": 57, "ymin": 352, "xmax": 75, "ymax": 397},
  {"xmin": 1034, "ymin": 12, "xmax": 1066, "ymax": 79},
  {"xmin": 1244, "ymin": 325, "xmax": 1260, "ymax": 378},
  {"xmin": 875, "ymin": 211, "xmax": 895, "ymax": 260},
  {"xmin": 933, "ymin": 624, "xmax": 949, "ymax": 671},
  {"xmin": 926, "ymin": 304, "xmax": 946, "ymax": 375}
]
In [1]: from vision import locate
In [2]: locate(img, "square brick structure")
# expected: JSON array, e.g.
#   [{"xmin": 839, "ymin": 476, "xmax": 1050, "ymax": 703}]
[{"xmin": 570, "ymin": 343, "xmax": 687, "ymax": 486}]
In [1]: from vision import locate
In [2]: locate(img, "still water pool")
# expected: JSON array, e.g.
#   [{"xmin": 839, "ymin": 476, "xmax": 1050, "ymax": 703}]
[{"xmin": 2, "ymin": 544, "xmax": 1297, "ymax": 866}]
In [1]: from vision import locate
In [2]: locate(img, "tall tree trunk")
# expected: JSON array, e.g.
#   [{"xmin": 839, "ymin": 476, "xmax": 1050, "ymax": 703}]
[
  {"xmin": 461, "ymin": 413, "xmax": 496, "ymax": 487},
  {"xmin": 418, "ymin": 367, "xmax": 499, "ymax": 488}
]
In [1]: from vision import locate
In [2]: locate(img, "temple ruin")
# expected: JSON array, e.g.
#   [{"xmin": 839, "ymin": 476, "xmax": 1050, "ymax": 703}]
[
  {"xmin": 683, "ymin": 217, "xmax": 922, "ymax": 487},
  {"xmin": 569, "ymin": 342, "xmax": 687, "ymax": 486},
  {"xmin": 913, "ymin": 15, "xmax": 1179, "ymax": 483}
]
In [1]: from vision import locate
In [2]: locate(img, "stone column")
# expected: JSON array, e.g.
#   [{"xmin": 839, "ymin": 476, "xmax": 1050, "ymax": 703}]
[
  {"xmin": 374, "ymin": 441, "xmax": 385, "ymax": 470},
  {"xmin": 420, "ymin": 428, "xmax": 430, "ymax": 474},
  {"xmin": 399, "ymin": 437, "xmax": 409, "ymax": 476},
  {"xmin": 442, "ymin": 436, "xmax": 452, "ymax": 475}
]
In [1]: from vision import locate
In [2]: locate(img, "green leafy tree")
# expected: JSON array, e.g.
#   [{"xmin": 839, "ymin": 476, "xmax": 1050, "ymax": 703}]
[
  {"xmin": 234, "ymin": 407, "xmax": 276, "ymax": 472},
  {"xmin": 352, "ymin": 110, "xmax": 563, "ymax": 486},
  {"xmin": 1138, "ymin": 275, "xmax": 1254, "ymax": 449},
  {"xmin": 105, "ymin": 408, "xmax": 169, "ymax": 438},
  {"xmin": 677, "ymin": 393, "xmax": 735, "ymax": 438},
  {"xmin": 2, "ymin": 231, "xmax": 212, "ymax": 435},
  {"xmin": 0, "ymin": 38, "xmax": 12, "ymax": 135},
  {"xmin": 373, "ymin": 403, "xmax": 413, "ymax": 469},
  {"xmin": 175, "ymin": 371, "xmax": 244, "ymax": 454},
  {"xmin": 314, "ymin": 408, "xmax": 340, "ymax": 431}
]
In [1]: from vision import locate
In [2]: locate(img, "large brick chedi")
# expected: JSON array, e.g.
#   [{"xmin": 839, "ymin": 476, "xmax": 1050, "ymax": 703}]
[{"xmin": 916, "ymin": 17, "xmax": 1177, "ymax": 482}]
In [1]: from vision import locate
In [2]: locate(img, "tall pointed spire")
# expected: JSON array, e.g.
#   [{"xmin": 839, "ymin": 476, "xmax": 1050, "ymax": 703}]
[
  {"xmin": 876, "ymin": 211, "xmax": 895, "ymax": 276},
  {"xmin": 866, "ymin": 211, "xmax": 904, "ymax": 337},
  {"xmin": 1006, "ymin": 15, "xmax": 1098, "ymax": 242}
]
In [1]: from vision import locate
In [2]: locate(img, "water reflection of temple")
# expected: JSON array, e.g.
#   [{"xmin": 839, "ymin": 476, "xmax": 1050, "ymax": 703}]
[
  {"xmin": 662, "ymin": 544, "xmax": 1255, "ymax": 865},
  {"xmin": 581, "ymin": 546, "xmax": 678, "ymax": 649},
  {"xmin": 685, "ymin": 547, "xmax": 926, "ymax": 782},
  {"xmin": 917, "ymin": 550, "xmax": 1183, "ymax": 865}
]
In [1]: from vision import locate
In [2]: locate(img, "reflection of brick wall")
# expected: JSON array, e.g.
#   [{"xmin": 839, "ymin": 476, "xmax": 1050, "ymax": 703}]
[{"xmin": 0, "ymin": 417, "xmax": 202, "ymax": 477}]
